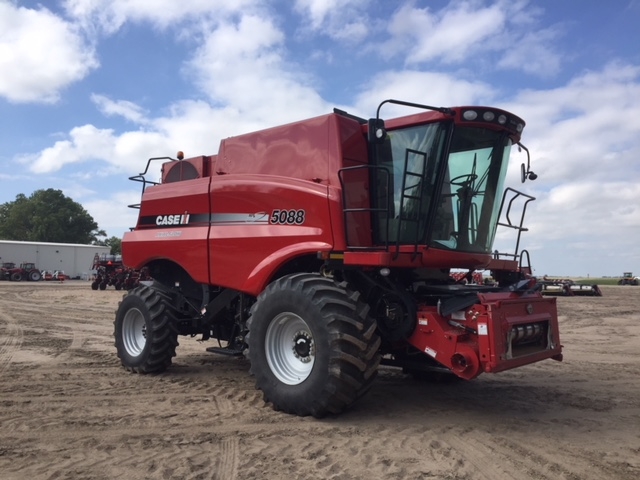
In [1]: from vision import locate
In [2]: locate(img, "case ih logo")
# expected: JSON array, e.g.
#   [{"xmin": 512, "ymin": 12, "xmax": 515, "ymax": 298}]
[{"xmin": 156, "ymin": 214, "xmax": 190, "ymax": 226}]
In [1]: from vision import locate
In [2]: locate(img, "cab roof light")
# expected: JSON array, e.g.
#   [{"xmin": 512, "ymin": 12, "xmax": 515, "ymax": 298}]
[
  {"xmin": 463, "ymin": 110, "xmax": 478, "ymax": 120},
  {"xmin": 483, "ymin": 111, "xmax": 495, "ymax": 121}
]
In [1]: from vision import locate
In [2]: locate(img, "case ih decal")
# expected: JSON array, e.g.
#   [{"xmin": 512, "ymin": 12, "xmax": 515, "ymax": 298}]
[
  {"xmin": 156, "ymin": 214, "xmax": 190, "ymax": 226},
  {"xmin": 139, "ymin": 213, "xmax": 207, "ymax": 227}
]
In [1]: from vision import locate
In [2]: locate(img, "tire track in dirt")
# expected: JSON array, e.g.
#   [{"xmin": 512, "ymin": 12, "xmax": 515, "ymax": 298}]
[
  {"xmin": 215, "ymin": 437, "xmax": 240, "ymax": 480},
  {"xmin": 435, "ymin": 427, "xmax": 571, "ymax": 480},
  {"xmin": 0, "ymin": 308, "xmax": 23, "ymax": 375},
  {"xmin": 1, "ymin": 432, "xmax": 239, "ymax": 480}
]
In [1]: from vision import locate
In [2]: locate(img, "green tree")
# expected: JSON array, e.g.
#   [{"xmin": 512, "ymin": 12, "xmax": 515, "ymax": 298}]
[
  {"xmin": 104, "ymin": 236, "xmax": 122, "ymax": 255},
  {"xmin": 0, "ymin": 189, "xmax": 105, "ymax": 244}
]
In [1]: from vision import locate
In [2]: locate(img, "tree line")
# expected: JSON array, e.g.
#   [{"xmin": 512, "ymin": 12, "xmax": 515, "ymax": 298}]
[{"xmin": 0, "ymin": 189, "xmax": 121, "ymax": 254}]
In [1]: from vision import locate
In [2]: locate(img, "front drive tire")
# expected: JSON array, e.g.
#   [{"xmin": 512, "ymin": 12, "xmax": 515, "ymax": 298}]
[
  {"xmin": 114, "ymin": 284, "xmax": 179, "ymax": 373},
  {"xmin": 247, "ymin": 273, "xmax": 381, "ymax": 417}
]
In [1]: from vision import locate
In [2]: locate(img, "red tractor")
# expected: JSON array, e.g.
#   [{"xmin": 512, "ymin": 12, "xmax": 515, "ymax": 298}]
[
  {"xmin": 115, "ymin": 99, "xmax": 562, "ymax": 417},
  {"xmin": 6, "ymin": 262, "xmax": 42, "ymax": 282},
  {"xmin": 1, "ymin": 262, "xmax": 16, "ymax": 280}
]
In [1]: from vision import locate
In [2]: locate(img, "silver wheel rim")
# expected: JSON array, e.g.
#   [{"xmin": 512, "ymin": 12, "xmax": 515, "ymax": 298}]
[
  {"xmin": 265, "ymin": 312, "xmax": 315, "ymax": 385},
  {"xmin": 122, "ymin": 308, "xmax": 147, "ymax": 356}
]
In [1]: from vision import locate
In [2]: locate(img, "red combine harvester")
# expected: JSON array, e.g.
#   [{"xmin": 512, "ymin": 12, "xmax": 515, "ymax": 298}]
[{"xmin": 116, "ymin": 99, "xmax": 562, "ymax": 417}]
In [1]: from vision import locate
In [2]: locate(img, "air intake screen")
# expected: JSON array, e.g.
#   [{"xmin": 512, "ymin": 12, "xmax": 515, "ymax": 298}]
[{"xmin": 164, "ymin": 162, "xmax": 200, "ymax": 183}]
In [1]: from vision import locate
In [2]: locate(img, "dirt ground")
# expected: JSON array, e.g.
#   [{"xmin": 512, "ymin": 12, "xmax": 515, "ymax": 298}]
[{"xmin": 0, "ymin": 282, "xmax": 638, "ymax": 480}]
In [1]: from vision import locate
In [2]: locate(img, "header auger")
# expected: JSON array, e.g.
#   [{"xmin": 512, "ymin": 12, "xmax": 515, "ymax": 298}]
[{"xmin": 114, "ymin": 99, "xmax": 562, "ymax": 417}]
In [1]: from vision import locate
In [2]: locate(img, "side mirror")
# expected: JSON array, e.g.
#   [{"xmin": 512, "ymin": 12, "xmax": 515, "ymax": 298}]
[
  {"xmin": 521, "ymin": 163, "xmax": 538, "ymax": 182},
  {"xmin": 368, "ymin": 118, "xmax": 387, "ymax": 144},
  {"xmin": 518, "ymin": 143, "xmax": 537, "ymax": 183}
]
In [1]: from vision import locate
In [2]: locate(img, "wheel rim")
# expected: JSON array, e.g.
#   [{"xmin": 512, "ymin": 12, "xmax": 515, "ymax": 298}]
[
  {"xmin": 122, "ymin": 308, "xmax": 147, "ymax": 357},
  {"xmin": 265, "ymin": 312, "xmax": 315, "ymax": 385}
]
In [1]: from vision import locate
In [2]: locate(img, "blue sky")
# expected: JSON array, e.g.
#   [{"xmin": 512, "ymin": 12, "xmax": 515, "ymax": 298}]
[{"xmin": 1, "ymin": 0, "xmax": 639, "ymax": 277}]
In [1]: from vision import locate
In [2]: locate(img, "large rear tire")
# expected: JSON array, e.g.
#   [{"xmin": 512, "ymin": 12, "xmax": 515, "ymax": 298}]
[
  {"xmin": 247, "ymin": 273, "xmax": 380, "ymax": 417},
  {"xmin": 114, "ymin": 284, "xmax": 179, "ymax": 373},
  {"xmin": 29, "ymin": 271, "xmax": 42, "ymax": 282}
]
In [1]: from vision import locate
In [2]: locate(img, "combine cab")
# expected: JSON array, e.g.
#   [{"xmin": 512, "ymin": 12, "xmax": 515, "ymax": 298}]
[{"xmin": 114, "ymin": 99, "xmax": 563, "ymax": 417}]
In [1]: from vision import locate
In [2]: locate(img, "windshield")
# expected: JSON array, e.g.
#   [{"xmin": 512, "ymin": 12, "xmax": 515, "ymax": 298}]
[
  {"xmin": 372, "ymin": 124, "xmax": 511, "ymax": 254},
  {"xmin": 371, "ymin": 122, "xmax": 449, "ymax": 246},
  {"xmin": 431, "ymin": 127, "xmax": 511, "ymax": 252}
]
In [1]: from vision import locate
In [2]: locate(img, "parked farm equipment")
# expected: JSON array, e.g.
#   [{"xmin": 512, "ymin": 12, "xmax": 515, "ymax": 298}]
[
  {"xmin": 450, "ymin": 271, "xmax": 486, "ymax": 285},
  {"xmin": 539, "ymin": 277, "xmax": 602, "ymax": 296},
  {"xmin": 3, "ymin": 262, "xmax": 42, "ymax": 282},
  {"xmin": 1, "ymin": 262, "xmax": 16, "ymax": 280},
  {"xmin": 91, "ymin": 253, "xmax": 148, "ymax": 290},
  {"xmin": 618, "ymin": 272, "xmax": 639, "ymax": 286}
]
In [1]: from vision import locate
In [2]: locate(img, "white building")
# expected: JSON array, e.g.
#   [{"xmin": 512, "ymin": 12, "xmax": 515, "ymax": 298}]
[{"xmin": 0, "ymin": 240, "xmax": 110, "ymax": 279}]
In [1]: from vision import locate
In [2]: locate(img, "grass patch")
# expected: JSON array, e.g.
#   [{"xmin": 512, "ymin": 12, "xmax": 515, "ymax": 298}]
[{"xmin": 573, "ymin": 278, "xmax": 624, "ymax": 286}]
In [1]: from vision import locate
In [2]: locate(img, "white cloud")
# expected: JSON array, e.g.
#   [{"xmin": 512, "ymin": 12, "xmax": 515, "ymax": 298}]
[
  {"xmin": 497, "ymin": 27, "xmax": 562, "ymax": 77},
  {"xmin": 506, "ymin": 62, "xmax": 640, "ymax": 185},
  {"xmin": 508, "ymin": 178, "xmax": 640, "ymax": 275},
  {"xmin": 492, "ymin": 62, "xmax": 640, "ymax": 275},
  {"xmin": 91, "ymin": 94, "xmax": 148, "ymax": 124},
  {"xmin": 63, "ymin": 0, "xmax": 260, "ymax": 34},
  {"xmin": 382, "ymin": 0, "xmax": 562, "ymax": 77},
  {"xmin": 21, "ymin": 124, "xmax": 117, "ymax": 173},
  {"xmin": 82, "ymin": 190, "xmax": 141, "ymax": 236},
  {"xmin": 294, "ymin": 0, "xmax": 370, "ymax": 42},
  {"xmin": 388, "ymin": 1, "xmax": 506, "ymax": 64},
  {"xmin": 186, "ymin": 13, "xmax": 328, "ymax": 122},
  {"xmin": 0, "ymin": 2, "xmax": 98, "ymax": 103},
  {"xmin": 353, "ymin": 70, "xmax": 496, "ymax": 116},
  {"xmin": 295, "ymin": 0, "xmax": 342, "ymax": 29}
]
